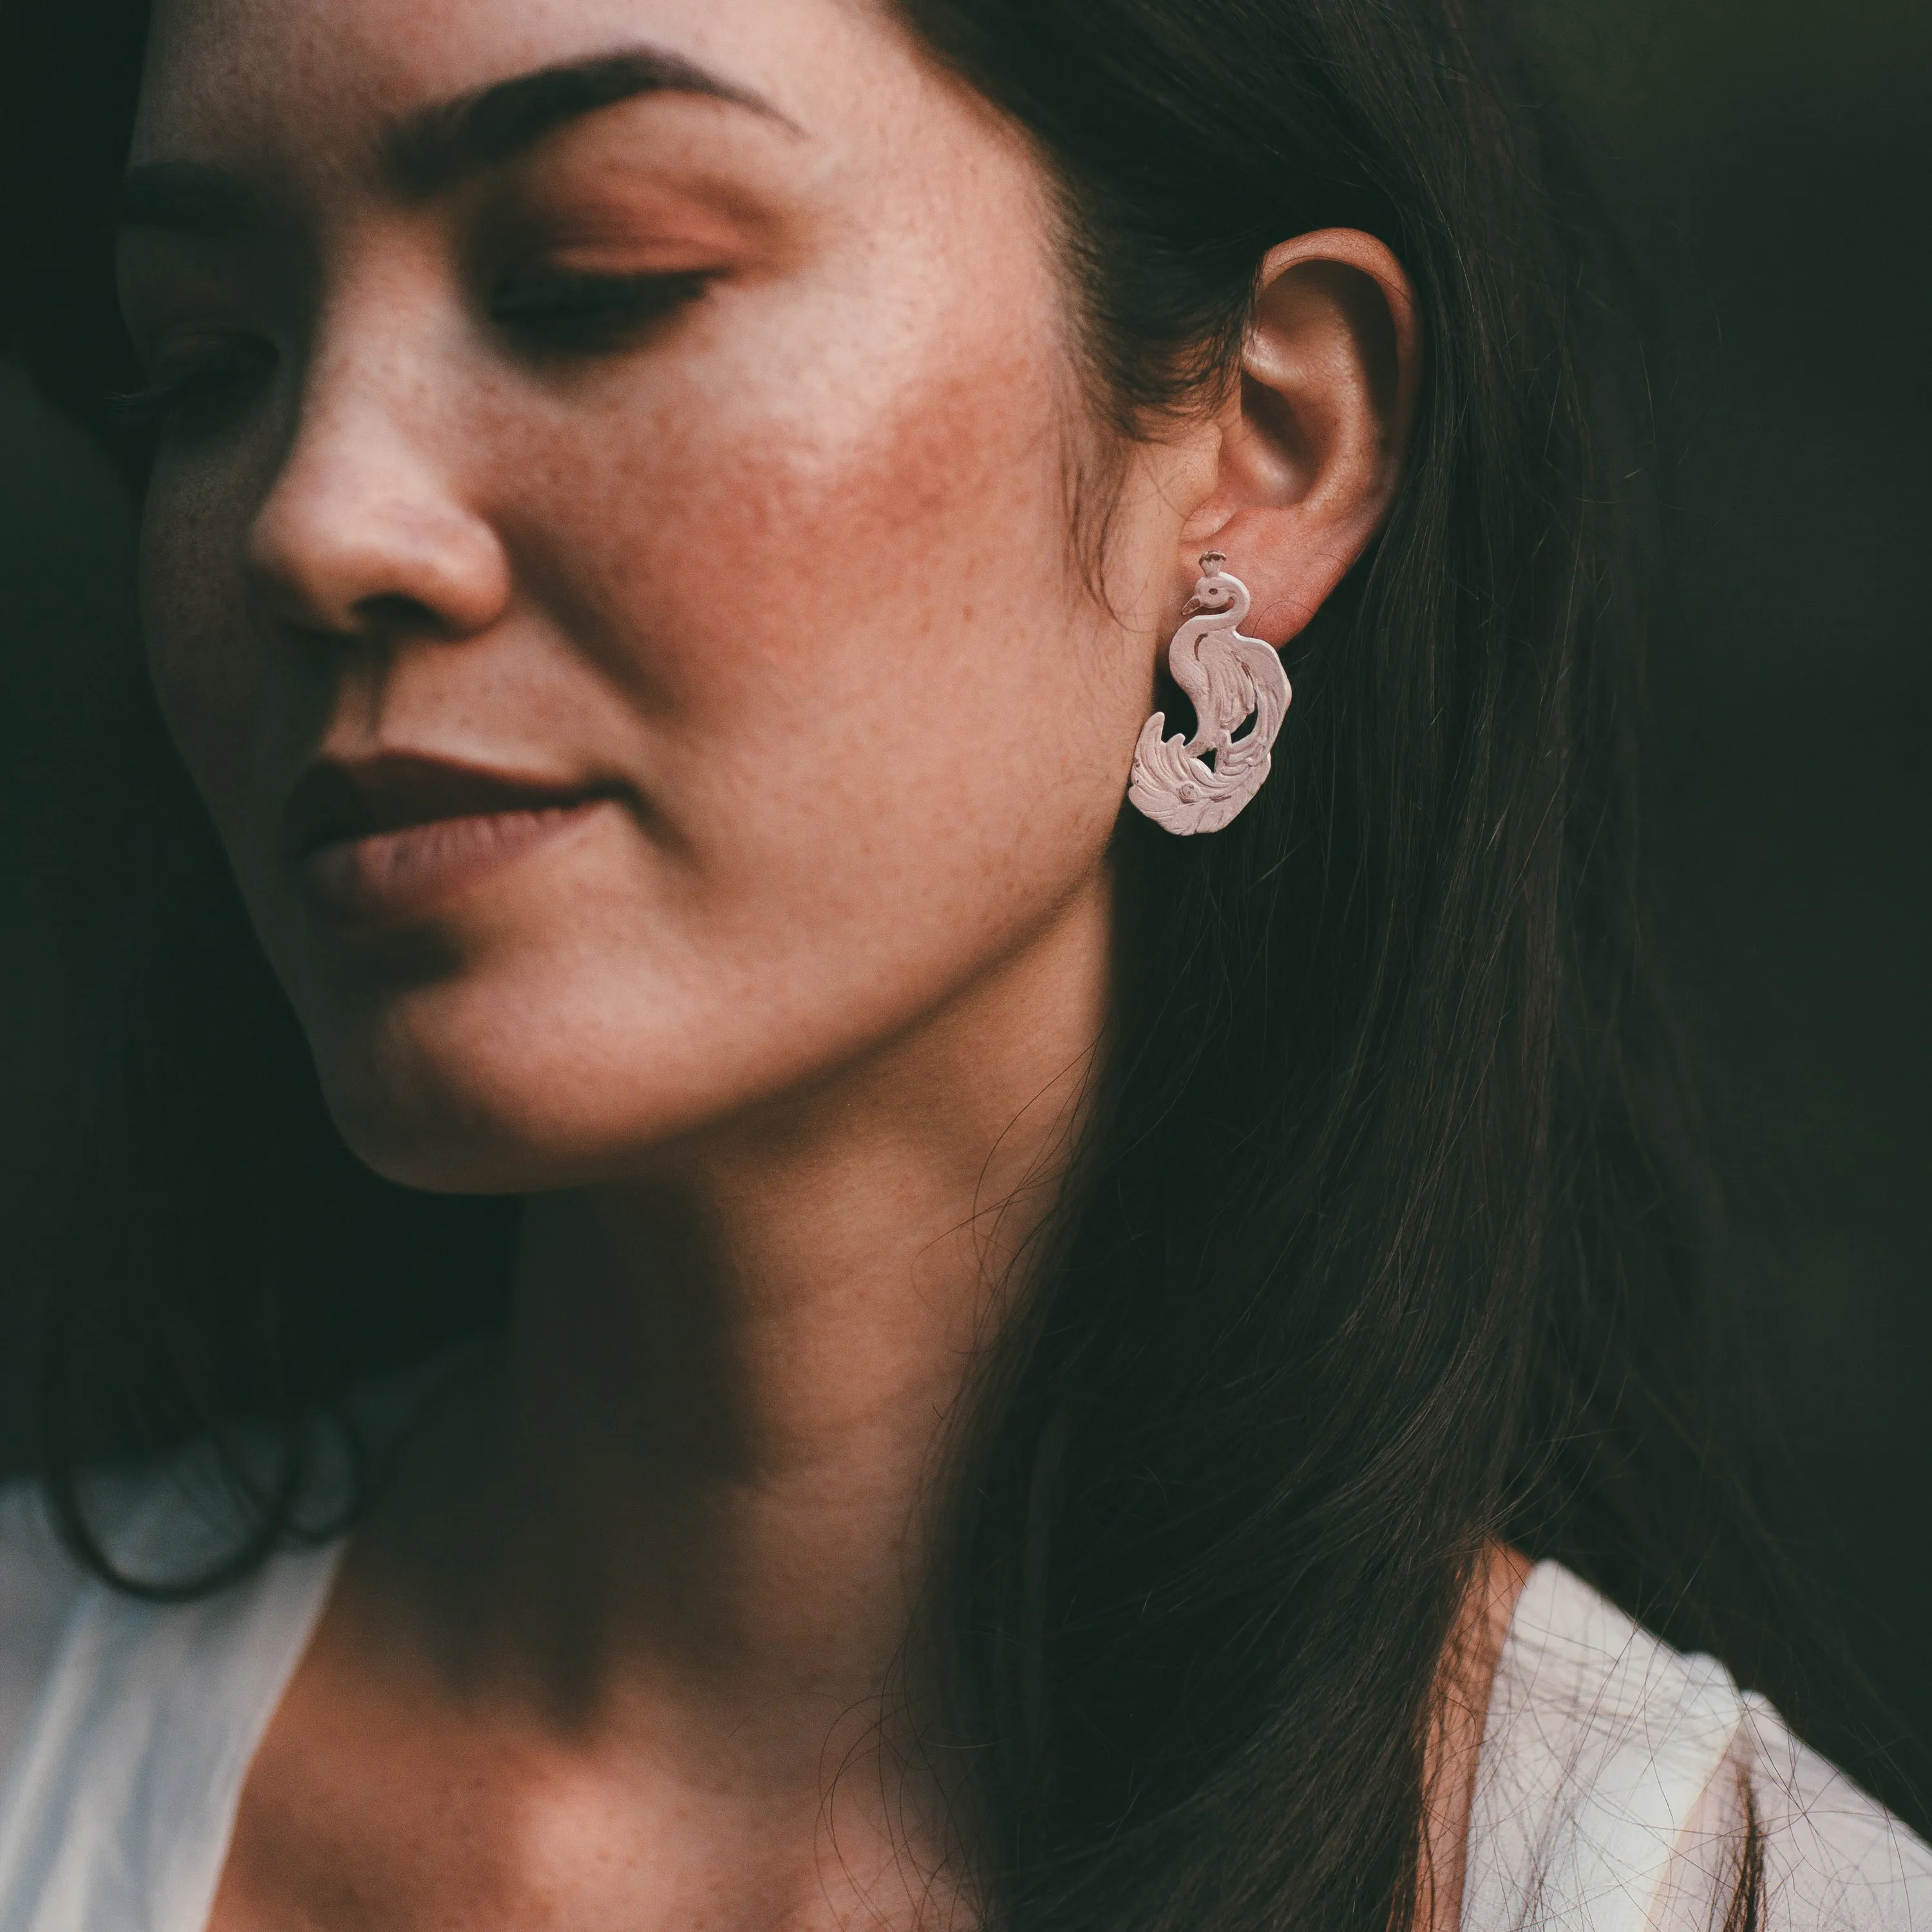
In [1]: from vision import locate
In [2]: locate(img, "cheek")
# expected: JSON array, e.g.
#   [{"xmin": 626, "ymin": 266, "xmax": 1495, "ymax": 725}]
[
  {"xmin": 139, "ymin": 460, "xmax": 270, "ymax": 841},
  {"xmin": 354, "ymin": 299, "xmax": 1147, "ymax": 1171},
  {"xmin": 527, "ymin": 295, "xmax": 1131, "ymax": 871}
]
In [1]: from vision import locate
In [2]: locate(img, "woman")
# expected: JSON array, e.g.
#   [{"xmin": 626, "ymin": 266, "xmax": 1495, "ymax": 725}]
[{"xmin": 0, "ymin": 0, "xmax": 1924, "ymax": 1926}]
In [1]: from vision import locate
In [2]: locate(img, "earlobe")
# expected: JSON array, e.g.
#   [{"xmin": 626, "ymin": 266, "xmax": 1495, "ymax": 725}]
[{"xmin": 1180, "ymin": 229, "xmax": 1419, "ymax": 647}]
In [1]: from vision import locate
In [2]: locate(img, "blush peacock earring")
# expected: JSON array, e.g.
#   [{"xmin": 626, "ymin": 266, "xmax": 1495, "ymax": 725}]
[{"xmin": 1127, "ymin": 553, "xmax": 1291, "ymax": 836}]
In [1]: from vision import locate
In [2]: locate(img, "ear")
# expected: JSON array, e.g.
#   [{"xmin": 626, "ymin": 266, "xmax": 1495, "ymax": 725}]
[{"xmin": 1180, "ymin": 230, "xmax": 1419, "ymax": 645}]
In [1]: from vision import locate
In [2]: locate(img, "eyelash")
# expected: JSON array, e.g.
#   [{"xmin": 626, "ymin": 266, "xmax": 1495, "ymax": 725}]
[
  {"xmin": 107, "ymin": 269, "xmax": 711, "ymax": 431},
  {"xmin": 487, "ymin": 269, "xmax": 712, "ymax": 350},
  {"xmin": 107, "ymin": 345, "xmax": 276, "ymax": 437}
]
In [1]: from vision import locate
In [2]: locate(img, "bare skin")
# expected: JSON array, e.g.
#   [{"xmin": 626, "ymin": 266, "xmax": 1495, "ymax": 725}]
[
  {"xmin": 1425, "ymin": 1546, "xmax": 1538, "ymax": 1932},
  {"xmin": 111, "ymin": 0, "xmax": 1464, "ymax": 1924}
]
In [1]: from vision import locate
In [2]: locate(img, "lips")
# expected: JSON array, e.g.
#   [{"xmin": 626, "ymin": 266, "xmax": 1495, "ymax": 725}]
[{"xmin": 283, "ymin": 753, "xmax": 612, "ymax": 923}]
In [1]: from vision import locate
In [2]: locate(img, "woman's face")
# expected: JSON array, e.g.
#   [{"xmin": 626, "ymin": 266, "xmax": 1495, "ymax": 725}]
[{"xmin": 120, "ymin": 0, "xmax": 1204, "ymax": 1188}]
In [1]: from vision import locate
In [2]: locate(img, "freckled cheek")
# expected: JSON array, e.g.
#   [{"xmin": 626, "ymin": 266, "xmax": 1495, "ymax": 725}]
[{"xmin": 529, "ymin": 340, "xmax": 1072, "ymax": 739}]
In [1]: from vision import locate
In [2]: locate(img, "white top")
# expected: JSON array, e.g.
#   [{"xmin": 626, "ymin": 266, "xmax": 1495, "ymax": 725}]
[{"xmin": 0, "ymin": 1458, "xmax": 1927, "ymax": 1931}]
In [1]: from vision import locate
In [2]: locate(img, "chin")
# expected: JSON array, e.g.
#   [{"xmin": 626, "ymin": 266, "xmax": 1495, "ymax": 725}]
[
  {"xmin": 301, "ymin": 983, "xmax": 717, "ymax": 1197},
  {"xmin": 317, "ymin": 1074, "xmax": 592, "ymax": 1196}
]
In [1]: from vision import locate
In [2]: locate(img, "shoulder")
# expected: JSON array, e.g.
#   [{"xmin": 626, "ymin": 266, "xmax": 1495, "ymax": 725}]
[
  {"xmin": 0, "ymin": 1451, "xmax": 261, "ymax": 1779},
  {"xmin": 0, "ymin": 1359, "xmax": 455, "ymax": 1815},
  {"xmin": 1464, "ymin": 1562, "xmax": 1932, "ymax": 1932},
  {"xmin": 0, "ymin": 1478, "xmax": 84, "ymax": 1779},
  {"xmin": 0, "ymin": 1454, "xmax": 350, "ymax": 1929},
  {"xmin": 1743, "ymin": 1701, "xmax": 1932, "ymax": 1932}
]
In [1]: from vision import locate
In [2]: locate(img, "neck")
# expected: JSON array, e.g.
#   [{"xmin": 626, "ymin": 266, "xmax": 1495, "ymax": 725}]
[{"xmin": 373, "ymin": 881, "xmax": 1108, "ymax": 1745}]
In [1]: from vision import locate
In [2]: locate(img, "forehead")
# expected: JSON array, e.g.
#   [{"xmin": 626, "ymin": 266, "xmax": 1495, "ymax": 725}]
[{"xmin": 130, "ymin": 0, "xmax": 910, "ymax": 166}]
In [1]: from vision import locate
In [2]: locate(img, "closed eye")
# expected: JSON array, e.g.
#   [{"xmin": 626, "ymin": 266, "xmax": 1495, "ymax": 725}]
[
  {"xmin": 487, "ymin": 269, "xmax": 712, "ymax": 352},
  {"xmin": 107, "ymin": 339, "xmax": 278, "ymax": 440}
]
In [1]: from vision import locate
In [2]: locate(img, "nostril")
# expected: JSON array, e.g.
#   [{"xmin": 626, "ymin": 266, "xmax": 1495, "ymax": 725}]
[
  {"xmin": 246, "ymin": 478, "xmax": 513, "ymax": 646},
  {"xmin": 353, "ymin": 591, "xmax": 468, "ymax": 642}
]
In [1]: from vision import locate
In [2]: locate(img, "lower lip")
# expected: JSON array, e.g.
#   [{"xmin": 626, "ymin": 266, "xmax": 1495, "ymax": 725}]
[{"xmin": 299, "ymin": 799, "xmax": 607, "ymax": 925}]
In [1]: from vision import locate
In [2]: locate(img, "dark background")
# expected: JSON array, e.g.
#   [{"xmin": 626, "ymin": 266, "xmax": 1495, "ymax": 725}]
[
  {"xmin": 1514, "ymin": 0, "xmax": 1932, "ymax": 1746},
  {"xmin": 3, "ymin": 0, "xmax": 1928, "ymax": 1741}
]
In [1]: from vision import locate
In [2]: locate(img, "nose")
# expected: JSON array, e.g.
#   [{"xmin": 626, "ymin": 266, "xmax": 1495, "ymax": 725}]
[{"xmin": 245, "ymin": 330, "xmax": 512, "ymax": 647}]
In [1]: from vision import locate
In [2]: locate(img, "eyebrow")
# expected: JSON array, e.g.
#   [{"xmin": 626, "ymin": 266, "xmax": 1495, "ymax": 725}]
[
  {"xmin": 109, "ymin": 45, "xmax": 794, "ymax": 235},
  {"xmin": 385, "ymin": 46, "xmax": 797, "ymax": 194}
]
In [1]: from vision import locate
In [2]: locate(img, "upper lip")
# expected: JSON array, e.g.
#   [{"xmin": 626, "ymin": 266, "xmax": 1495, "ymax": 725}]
[{"xmin": 281, "ymin": 753, "xmax": 603, "ymax": 860}]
